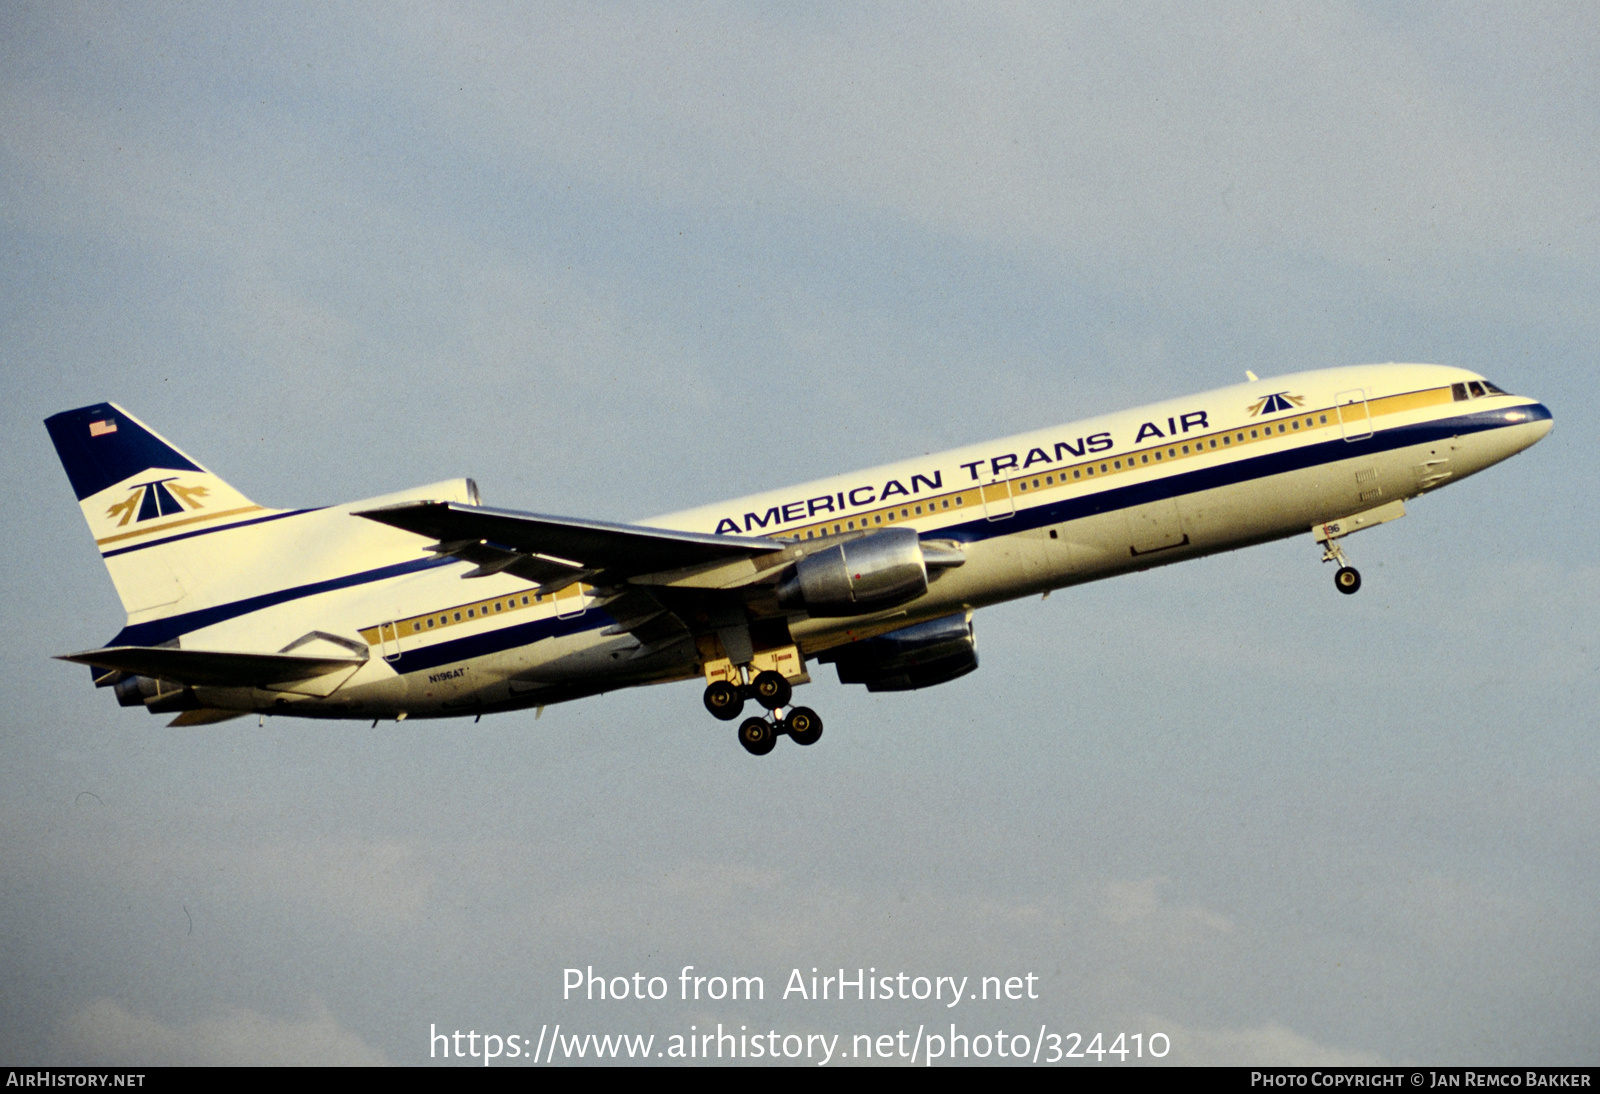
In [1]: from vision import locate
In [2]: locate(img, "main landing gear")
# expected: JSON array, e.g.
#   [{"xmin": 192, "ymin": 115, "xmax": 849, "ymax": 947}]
[
  {"xmin": 702, "ymin": 670, "xmax": 791, "ymax": 722},
  {"xmin": 737, "ymin": 707, "xmax": 824, "ymax": 756},
  {"xmin": 703, "ymin": 671, "xmax": 821, "ymax": 755}
]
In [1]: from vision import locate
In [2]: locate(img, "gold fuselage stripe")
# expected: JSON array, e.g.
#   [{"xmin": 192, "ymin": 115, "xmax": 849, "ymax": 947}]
[
  {"xmin": 360, "ymin": 583, "xmax": 584, "ymax": 646},
  {"xmin": 770, "ymin": 386, "xmax": 1457, "ymax": 542},
  {"xmin": 95, "ymin": 505, "xmax": 266, "ymax": 547},
  {"xmin": 364, "ymin": 384, "xmax": 1473, "ymax": 646}
]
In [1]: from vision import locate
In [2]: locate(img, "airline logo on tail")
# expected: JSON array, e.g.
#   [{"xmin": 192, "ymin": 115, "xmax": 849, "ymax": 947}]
[{"xmin": 104, "ymin": 478, "xmax": 210, "ymax": 526}]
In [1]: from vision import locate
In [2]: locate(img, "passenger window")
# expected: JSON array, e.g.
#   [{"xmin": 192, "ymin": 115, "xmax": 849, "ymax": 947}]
[
  {"xmin": 427, "ymin": 618, "xmax": 435, "ymax": 628},
  {"xmin": 1222, "ymin": 436, "xmax": 1230, "ymax": 445}
]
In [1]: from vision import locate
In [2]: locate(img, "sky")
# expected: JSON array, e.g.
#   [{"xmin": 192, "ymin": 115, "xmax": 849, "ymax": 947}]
[{"xmin": 1, "ymin": 1, "xmax": 1596, "ymax": 1066}]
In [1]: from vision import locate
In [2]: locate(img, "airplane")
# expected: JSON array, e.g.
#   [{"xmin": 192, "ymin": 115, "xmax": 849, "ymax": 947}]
[{"xmin": 46, "ymin": 363, "xmax": 1551, "ymax": 755}]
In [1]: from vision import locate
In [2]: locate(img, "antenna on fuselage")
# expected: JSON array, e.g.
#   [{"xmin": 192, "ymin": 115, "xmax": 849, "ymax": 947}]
[{"xmin": 1245, "ymin": 370, "xmax": 1259, "ymax": 382}]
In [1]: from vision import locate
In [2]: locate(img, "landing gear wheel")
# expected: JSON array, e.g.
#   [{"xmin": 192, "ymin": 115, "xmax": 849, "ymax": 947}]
[
  {"xmin": 751, "ymin": 670, "xmax": 792, "ymax": 710},
  {"xmin": 785, "ymin": 706, "xmax": 823, "ymax": 746},
  {"xmin": 1335, "ymin": 566, "xmax": 1362, "ymax": 595},
  {"xmin": 704, "ymin": 681, "xmax": 745, "ymax": 721},
  {"xmin": 738, "ymin": 717, "xmax": 776, "ymax": 756}
]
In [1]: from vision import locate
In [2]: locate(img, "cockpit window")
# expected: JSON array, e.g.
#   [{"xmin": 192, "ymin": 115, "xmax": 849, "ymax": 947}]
[{"xmin": 1454, "ymin": 379, "xmax": 1510, "ymax": 401}]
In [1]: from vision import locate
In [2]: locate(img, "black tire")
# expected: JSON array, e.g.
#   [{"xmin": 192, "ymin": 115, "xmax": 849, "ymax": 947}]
[
  {"xmin": 1335, "ymin": 566, "xmax": 1362, "ymax": 595},
  {"xmin": 751, "ymin": 670, "xmax": 792, "ymax": 710},
  {"xmin": 704, "ymin": 681, "xmax": 744, "ymax": 721},
  {"xmin": 738, "ymin": 717, "xmax": 776, "ymax": 756},
  {"xmin": 786, "ymin": 706, "xmax": 823, "ymax": 746}
]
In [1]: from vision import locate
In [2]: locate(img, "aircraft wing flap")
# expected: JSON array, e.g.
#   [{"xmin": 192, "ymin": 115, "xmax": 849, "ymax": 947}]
[
  {"xmin": 595, "ymin": 588, "xmax": 694, "ymax": 649},
  {"xmin": 57, "ymin": 646, "xmax": 366, "ymax": 687},
  {"xmin": 356, "ymin": 501, "xmax": 787, "ymax": 580}
]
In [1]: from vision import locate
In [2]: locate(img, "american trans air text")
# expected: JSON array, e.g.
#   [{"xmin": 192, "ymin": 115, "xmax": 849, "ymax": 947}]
[{"xmin": 45, "ymin": 364, "xmax": 1551, "ymax": 755}]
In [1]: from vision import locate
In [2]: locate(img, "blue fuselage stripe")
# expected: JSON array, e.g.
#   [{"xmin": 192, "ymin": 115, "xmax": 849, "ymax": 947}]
[
  {"xmin": 112, "ymin": 405, "xmax": 1543, "ymax": 658},
  {"xmin": 111, "ymin": 556, "xmax": 458, "ymax": 647},
  {"xmin": 933, "ymin": 406, "xmax": 1534, "ymax": 545}
]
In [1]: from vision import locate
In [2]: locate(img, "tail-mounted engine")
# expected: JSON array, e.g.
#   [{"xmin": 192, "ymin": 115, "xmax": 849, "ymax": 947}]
[
  {"xmin": 774, "ymin": 528, "xmax": 964, "ymax": 617},
  {"xmin": 817, "ymin": 612, "xmax": 978, "ymax": 692}
]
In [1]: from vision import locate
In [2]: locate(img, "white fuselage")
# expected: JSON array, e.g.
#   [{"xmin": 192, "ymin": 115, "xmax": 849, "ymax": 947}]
[{"xmin": 111, "ymin": 363, "xmax": 1549, "ymax": 720}]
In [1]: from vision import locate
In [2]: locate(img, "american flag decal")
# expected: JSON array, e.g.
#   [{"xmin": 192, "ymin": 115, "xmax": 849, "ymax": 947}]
[{"xmin": 89, "ymin": 419, "xmax": 117, "ymax": 437}]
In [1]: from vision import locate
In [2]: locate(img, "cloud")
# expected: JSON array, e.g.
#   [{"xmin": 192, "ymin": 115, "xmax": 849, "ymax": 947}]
[
  {"xmin": 1101, "ymin": 876, "xmax": 1234, "ymax": 937},
  {"xmin": 59, "ymin": 996, "xmax": 388, "ymax": 1066}
]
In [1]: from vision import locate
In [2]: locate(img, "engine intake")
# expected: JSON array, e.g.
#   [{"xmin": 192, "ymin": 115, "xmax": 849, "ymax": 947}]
[{"xmin": 818, "ymin": 613, "xmax": 978, "ymax": 692}]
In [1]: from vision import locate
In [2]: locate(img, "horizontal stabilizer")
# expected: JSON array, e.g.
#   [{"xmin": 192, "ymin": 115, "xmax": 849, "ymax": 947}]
[
  {"xmin": 356, "ymin": 501, "xmax": 786, "ymax": 580},
  {"xmin": 57, "ymin": 646, "xmax": 366, "ymax": 687}
]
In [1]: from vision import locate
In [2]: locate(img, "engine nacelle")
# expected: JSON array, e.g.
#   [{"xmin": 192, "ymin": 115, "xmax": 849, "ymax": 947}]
[
  {"xmin": 818, "ymin": 613, "xmax": 978, "ymax": 692},
  {"xmin": 112, "ymin": 673, "xmax": 198, "ymax": 713},
  {"xmin": 775, "ymin": 527, "xmax": 929, "ymax": 616}
]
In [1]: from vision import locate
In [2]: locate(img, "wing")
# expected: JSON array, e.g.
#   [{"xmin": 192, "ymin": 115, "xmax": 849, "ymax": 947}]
[
  {"xmin": 355, "ymin": 501, "xmax": 802, "ymax": 656},
  {"xmin": 357, "ymin": 501, "xmax": 787, "ymax": 582}
]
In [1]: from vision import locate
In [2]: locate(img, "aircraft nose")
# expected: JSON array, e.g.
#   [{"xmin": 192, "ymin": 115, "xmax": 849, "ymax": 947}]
[{"xmin": 1513, "ymin": 402, "xmax": 1554, "ymax": 439}]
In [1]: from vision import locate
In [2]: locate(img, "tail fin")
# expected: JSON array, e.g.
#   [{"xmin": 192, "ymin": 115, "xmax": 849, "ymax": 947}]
[{"xmin": 45, "ymin": 403, "xmax": 274, "ymax": 617}]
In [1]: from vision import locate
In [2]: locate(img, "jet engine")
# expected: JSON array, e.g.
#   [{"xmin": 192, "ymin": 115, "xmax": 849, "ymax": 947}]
[
  {"xmin": 774, "ymin": 528, "xmax": 964, "ymax": 617},
  {"xmin": 817, "ymin": 613, "xmax": 978, "ymax": 691}
]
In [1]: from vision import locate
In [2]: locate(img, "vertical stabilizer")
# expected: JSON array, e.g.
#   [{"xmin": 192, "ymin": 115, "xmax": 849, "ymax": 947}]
[{"xmin": 44, "ymin": 403, "xmax": 274, "ymax": 617}]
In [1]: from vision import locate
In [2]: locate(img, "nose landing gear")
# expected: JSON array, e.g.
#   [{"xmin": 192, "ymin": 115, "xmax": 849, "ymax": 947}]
[{"xmin": 1321, "ymin": 536, "xmax": 1362, "ymax": 595}]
